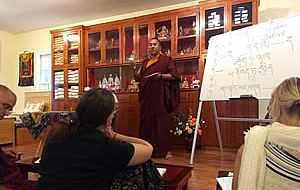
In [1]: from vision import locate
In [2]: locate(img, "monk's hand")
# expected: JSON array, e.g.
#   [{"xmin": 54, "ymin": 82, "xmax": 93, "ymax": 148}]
[
  {"xmin": 144, "ymin": 72, "xmax": 161, "ymax": 80},
  {"xmin": 128, "ymin": 53, "xmax": 137, "ymax": 70}
]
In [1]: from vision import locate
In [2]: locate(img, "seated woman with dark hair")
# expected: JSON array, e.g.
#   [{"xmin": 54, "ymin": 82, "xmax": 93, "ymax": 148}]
[
  {"xmin": 232, "ymin": 77, "xmax": 300, "ymax": 190},
  {"xmin": 37, "ymin": 88, "xmax": 163, "ymax": 190}
]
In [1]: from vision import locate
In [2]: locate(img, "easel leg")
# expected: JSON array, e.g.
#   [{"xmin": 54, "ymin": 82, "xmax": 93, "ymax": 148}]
[
  {"xmin": 189, "ymin": 101, "xmax": 203, "ymax": 165},
  {"xmin": 212, "ymin": 101, "xmax": 223, "ymax": 155}
]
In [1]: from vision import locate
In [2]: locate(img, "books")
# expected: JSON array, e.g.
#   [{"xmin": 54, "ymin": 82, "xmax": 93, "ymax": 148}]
[{"xmin": 157, "ymin": 167, "xmax": 167, "ymax": 176}]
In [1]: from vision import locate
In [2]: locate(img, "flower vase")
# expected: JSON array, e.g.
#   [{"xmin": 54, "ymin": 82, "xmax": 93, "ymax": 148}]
[
  {"xmin": 184, "ymin": 135, "xmax": 202, "ymax": 151},
  {"xmin": 184, "ymin": 137, "xmax": 193, "ymax": 152}
]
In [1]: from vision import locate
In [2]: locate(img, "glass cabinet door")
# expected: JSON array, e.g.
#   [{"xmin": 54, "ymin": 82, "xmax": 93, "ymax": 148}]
[
  {"xmin": 176, "ymin": 15, "xmax": 198, "ymax": 57},
  {"xmin": 53, "ymin": 70, "xmax": 65, "ymax": 99},
  {"xmin": 53, "ymin": 36, "xmax": 64, "ymax": 66},
  {"xmin": 105, "ymin": 29, "xmax": 120, "ymax": 64},
  {"xmin": 231, "ymin": 2, "xmax": 253, "ymax": 31},
  {"xmin": 138, "ymin": 24, "xmax": 149, "ymax": 62},
  {"xmin": 155, "ymin": 20, "xmax": 172, "ymax": 56},
  {"xmin": 67, "ymin": 69, "xmax": 79, "ymax": 98},
  {"xmin": 204, "ymin": 6, "xmax": 225, "ymax": 49},
  {"xmin": 88, "ymin": 32, "xmax": 101, "ymax": 65},
  {"xmin": 124, "ymin": 26, "xmax": 134, "ymax": 63},
  {"xmin": 66, "ymin": 34, "xmax": 79, "ymax": 65},
  {"xmin": 175, "ymin": 58, "xmax": 199, "ymax": 89}
]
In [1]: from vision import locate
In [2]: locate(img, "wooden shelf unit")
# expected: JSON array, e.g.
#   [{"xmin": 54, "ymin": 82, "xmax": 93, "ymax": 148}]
[{"xmin": 50, "ymin": 1, "xmax": 259, "ymax": 148}]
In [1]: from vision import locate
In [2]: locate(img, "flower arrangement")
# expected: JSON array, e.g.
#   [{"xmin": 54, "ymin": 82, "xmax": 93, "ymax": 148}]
[{"xmin": 171, "ymin": 110, "xmax": 207, "ymax": 139}]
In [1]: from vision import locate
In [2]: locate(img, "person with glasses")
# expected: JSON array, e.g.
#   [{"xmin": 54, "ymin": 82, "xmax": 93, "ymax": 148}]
[
  {"xmin": 38, "ymin": 88, "xmax": 163, "ymax": 189},
  {"xmin": 0, "ymin": 84, "xmax": 37, "ymax": 190}
]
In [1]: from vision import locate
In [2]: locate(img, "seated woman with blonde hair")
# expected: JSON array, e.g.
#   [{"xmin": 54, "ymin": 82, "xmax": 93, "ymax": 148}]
[{"xmin": 232, "ymin": 77, "xmax": 300, "ymax": 190}]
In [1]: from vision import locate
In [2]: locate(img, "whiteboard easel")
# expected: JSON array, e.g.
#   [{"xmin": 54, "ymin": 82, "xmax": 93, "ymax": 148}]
[{"xmin": 189, "ymin": 14, "xmax": 300, "ymax": 164}]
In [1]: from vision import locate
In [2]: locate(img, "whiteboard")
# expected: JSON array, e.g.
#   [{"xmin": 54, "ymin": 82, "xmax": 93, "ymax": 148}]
[{"xmin": 200, "ymin": 14, "xmax": 300, "ymax": 101}]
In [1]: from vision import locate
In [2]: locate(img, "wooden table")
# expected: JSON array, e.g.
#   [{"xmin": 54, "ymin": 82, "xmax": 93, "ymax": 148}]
[
  {"xmin": 155, "ymin": 163, "xmax": 193, "ymax": 190},
  {"xmin": 16, "ymin": 159, "xmax": 193, "ymax": 190}
]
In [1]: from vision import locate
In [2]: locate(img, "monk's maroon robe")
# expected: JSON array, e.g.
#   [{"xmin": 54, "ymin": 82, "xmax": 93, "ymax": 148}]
[
  {"xmin": 137, "ymin": 55, "xmax": 179, "ymax": 157},
  {"xmin": 0, "ymin": 148, "xmax": 36, "ymax": 190}
]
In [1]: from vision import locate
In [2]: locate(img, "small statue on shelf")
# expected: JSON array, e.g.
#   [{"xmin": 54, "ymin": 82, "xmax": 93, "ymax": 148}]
[
  {"xmin": 178, "ymin": 26, "xmax": 184, "ymax": 37},
  {"xmin": 128, "ymin": 51, "xmax": 136, "ymax": 62},
  {"xmin": 181, "ymin": 77, "xmax": 189, "ymax": 88},
  {"xmin": 110, "ymin": 38, "xmax": 114, "ymax": 47},
  {"xmin": 127, "ymin": 79, "xmax": 139, "ymax": 91},
  {"xmin": 114, "ymin": 74, "xmax": 121, "ymax": 91},
  {"xmin": 164, "ymin": 49, "xmax": 171, "ymax": 56},
  {"xmin": 190, "ymin": 21, "xmax": 196, "ymax": 35},
  {"xmin": 98, "ymin": 80, "xmax": 102, "ymax": 88},
  {"xmin": 102, "ymin": 75, "xmax": 108, "ymax": 89},
  {"xmin": 191, "ymin": 79, "xmax": 200, "ymax": 89},
  {"xmin": 108, "ymin": 74, "xmax": 114, "ymax": 89},
  {"xmin": 191, "ymin": 75, "xmax": 200, "ymax": 89},
  {"xmin": 156, "ymin": 25, "xmax": 169, "ymax": 40}
]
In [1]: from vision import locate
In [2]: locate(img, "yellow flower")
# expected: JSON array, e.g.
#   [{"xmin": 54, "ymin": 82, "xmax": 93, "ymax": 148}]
[{"xmin": 187, "ymin": 127, "xmax": 193, "ymax": 134}]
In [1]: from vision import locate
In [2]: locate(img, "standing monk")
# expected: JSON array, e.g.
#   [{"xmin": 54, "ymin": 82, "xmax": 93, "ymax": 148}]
[{"xmin": 130, "ymin": 38, "xmax": 180, "ymax": 158}]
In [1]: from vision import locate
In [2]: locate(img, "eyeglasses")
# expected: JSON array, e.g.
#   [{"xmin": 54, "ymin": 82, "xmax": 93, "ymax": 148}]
[
  {"xmin": 111, "ymin": 109, "xmax": 118, "ymax": 118},
  {"xmin": 1, "ymin": 103, "xmax": 13, "ymax": 115}
]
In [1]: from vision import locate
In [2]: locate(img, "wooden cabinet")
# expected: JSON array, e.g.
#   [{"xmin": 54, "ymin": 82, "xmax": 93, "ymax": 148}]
[
  {"xmin": 175, "ymin": 8, "xmax": 199, "ymax": 59},
  {"xmin": 201, "ymin": 99, "xmax": 258, "ymax": 148},
  {"xmin": 0, "ymin": 118, "xmax": 15, "ymax": 145},
  {"xmin": 114, "ymin": 92, "xmax": 140, "ymax": 137},
  {"xmin": 84, "ymin": 6, "xmax": 200, "ymax": 92},
  {"xmin": 152, "ymin": 16, "xmax": 173, "ymax": 56},
  {"xmin": 113, "ymin": 90, "xmax": 199, "ymax": 141},
  {"xmin": 136, "ymin": 21, "xmax": 150, "ymax": 62},
  {"xmin": 50, "ymin": 26, "xmax": 84, "ymax": 111},
  {"xmin": 49, "ymin": 2, "xmax": 259, "ymax": 148},
  {"xmin": 15, "ymin": 128, "xmax": 42, "ymax": 145}
]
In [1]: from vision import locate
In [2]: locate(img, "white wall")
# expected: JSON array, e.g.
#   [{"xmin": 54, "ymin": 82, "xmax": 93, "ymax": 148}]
[
  {"xmin": 1, "ymin": 0, "xmax": 300, "ymax": 113},
  {"xmin": 0, "ymin": 30, "xmax": 18, "ymax": 103},
  {"xmin": 12, "ymin": 29, "xmax": 51, "ymax": 112},
  {"xmin": 259, "ymin": 0, "xmax": 300, "ymax": 23}
]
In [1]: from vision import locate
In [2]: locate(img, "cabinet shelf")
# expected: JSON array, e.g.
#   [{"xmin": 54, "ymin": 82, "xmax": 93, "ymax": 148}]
[
  {"xmin": 205, "ymin": 26, "xmax": 224, "ymax": 31},
  {"xmin": 106, "ymin": 46, "xmax": 120, "ymax": 49},
  {"xmin": 66, "ymin": 64, "xmax": 79, "ymax": 68},
  {"xmin": 174, "ymin": 54, "xmax": 199, "ymax": 60},
  {"xmin": 177, "ymin": 34, "xmax": 196, "ymax": 39},
  {"xmin": 68, "ymin": 82, "xmax": 79, "ymax": 85},
  {"xmin": 54, "ymin": 50, "xmax": 63, "ymax": 53},
  {"xmin": 232, "ymin": 22, "xmax": 253, "ymax": 28},
  {"xmin": 87, "ymin": 64, "xmax": 103, "ymax": 68},
  {"xmin": 68, "ymin": 48, "xmax": 78, "ymax": 51},
  {"xmin": 89, "ymin": 48, "xmax": 100, "ymax": 52},
  {"xmin": 158, "ymin": 38, "xmax": 171, "ymax": 42}
]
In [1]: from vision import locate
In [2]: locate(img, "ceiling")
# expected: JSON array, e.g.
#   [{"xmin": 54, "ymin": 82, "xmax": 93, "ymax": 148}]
[{"xmin": 0, "ymin": 0, "xmax": 197, "ymax": 34}]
